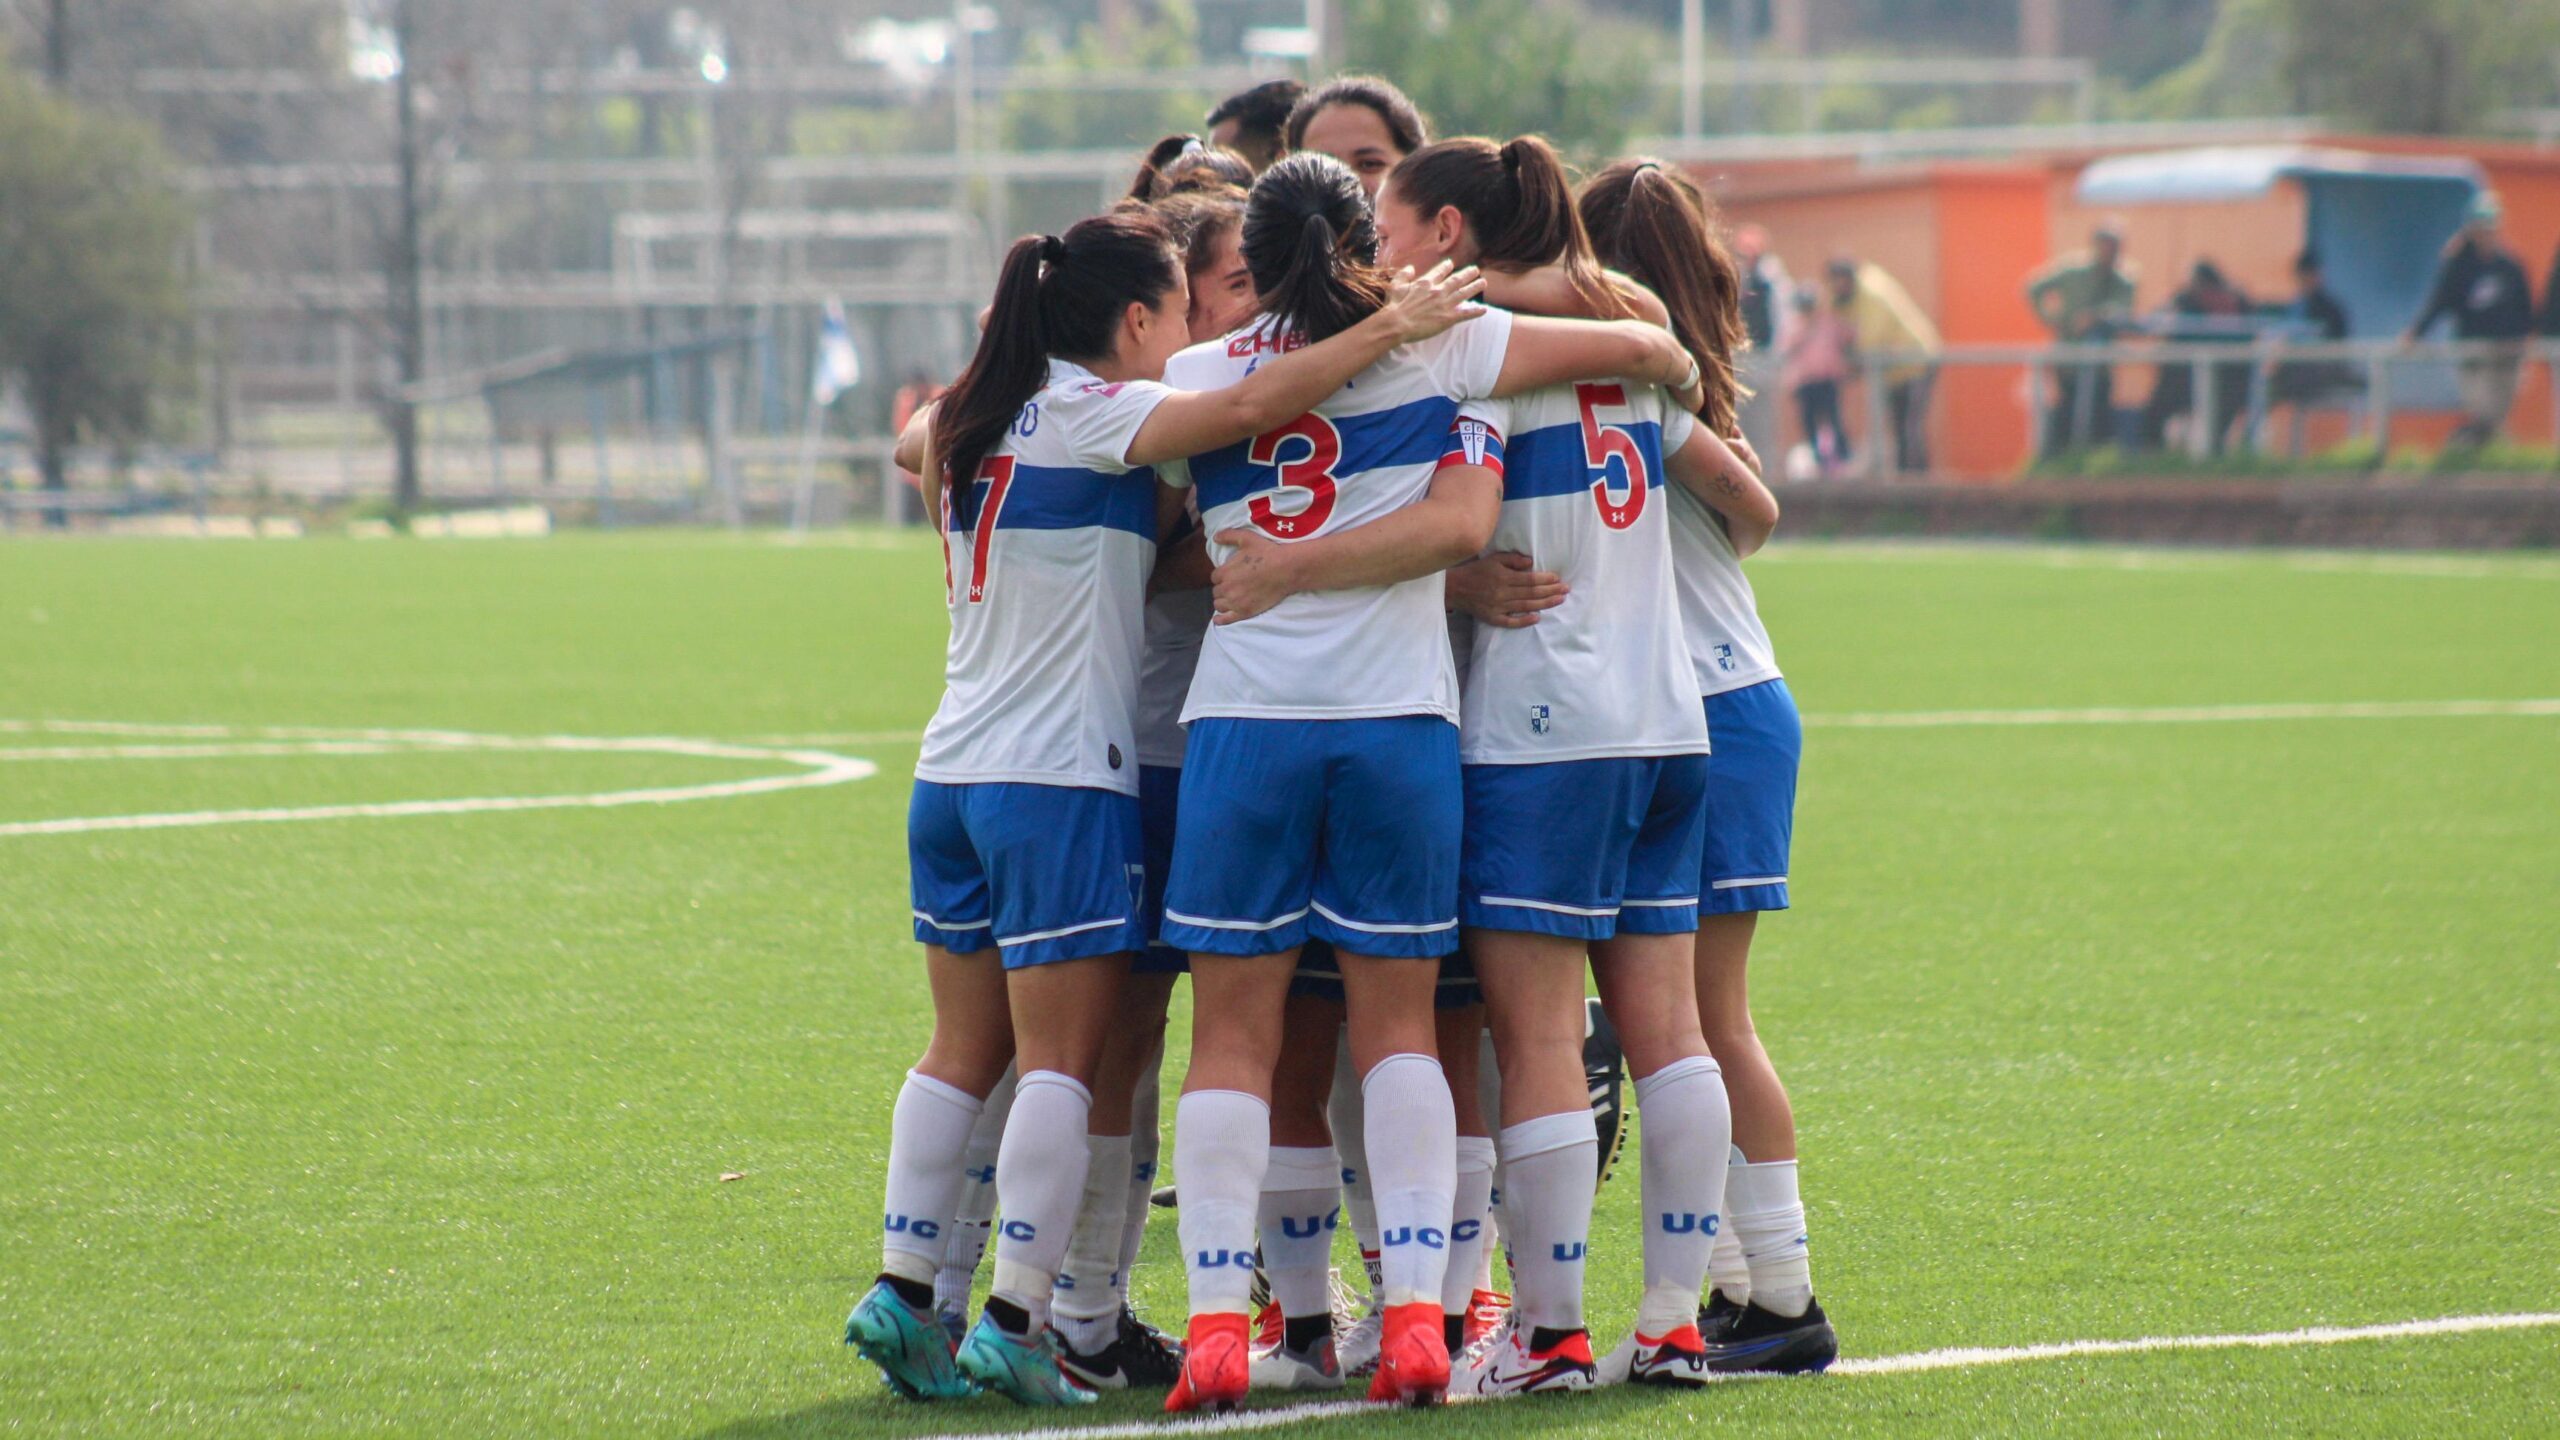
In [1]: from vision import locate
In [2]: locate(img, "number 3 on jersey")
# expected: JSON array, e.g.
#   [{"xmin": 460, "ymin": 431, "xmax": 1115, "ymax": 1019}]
[
  {"xmin": 1246, "ymin": 414, "xmax": 1342, "ymax": 539},
  {"xmin": 941, "ymin": 455, "xmax": 1017, "ymax": 605},
  {"xmin": 1576, "ymin": 383, "xmax": 1649, "ymax": 531}
]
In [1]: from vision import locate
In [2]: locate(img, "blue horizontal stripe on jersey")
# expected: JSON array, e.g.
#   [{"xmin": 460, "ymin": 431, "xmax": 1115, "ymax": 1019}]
[
  {"xmin": 954, "ymin": 462, "xmax": 1156, "ymax": 538},
  {"xmin": 1499, "ymin": 419, "xmax": 1668, "ymax": 503},
  {"xmin": 1190, "ymin": 395, "xmax": 1460, "ymax": 512}
]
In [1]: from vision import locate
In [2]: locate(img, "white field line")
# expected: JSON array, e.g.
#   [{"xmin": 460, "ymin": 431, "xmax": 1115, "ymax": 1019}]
[
  {"xmin": 950, "ymin": 1312, "xmax": 2560, "ymax": 1440},
  {"xmin": 739, "ymin": 697, "xmax": 2560, "ymax": 749},
  {"xmin": 0, "ymin": 721, "xmax": 874, "ymax": 838},
  {"xmin": 1808, "ymin": 698, "xmax": 2560, "ymax": 729},
  {"xmin": 1755, "ymin": 543, "xmax": 2560, "ymax": 581}
]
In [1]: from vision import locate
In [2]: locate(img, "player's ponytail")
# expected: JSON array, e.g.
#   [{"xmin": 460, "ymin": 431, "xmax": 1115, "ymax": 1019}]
[
  {"xmin": 1580, "ymin": 158, "xmax": 1746, "ymax": 434},
  {"xmin": 1389, "ymin": 136, "xmax": 1620, "ymax": 319},
  {"xmin": 1242, "ymin": 152, "xmax": 1393, "ymax": 344},
  {"xmin": 934, "ymin": 212, "xmax": 1181, "ymax": 515}
]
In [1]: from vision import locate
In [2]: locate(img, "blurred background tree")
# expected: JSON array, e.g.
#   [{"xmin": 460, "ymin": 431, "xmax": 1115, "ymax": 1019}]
[
  {"xmin": 2138, "ymin": 0, "xmax": 2560, "ymax": 133},
  {"xmin": 0, "ymin": 59, "xmax": 191, "ymax": 523}
]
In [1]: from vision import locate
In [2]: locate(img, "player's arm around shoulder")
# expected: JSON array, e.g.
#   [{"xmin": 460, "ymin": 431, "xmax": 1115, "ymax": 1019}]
[
  {"xmin": 1668, "ymin": 423, "xmax": 1780, "ymax": 557},
  {"xmin": 1122, "ymin": 261, "xmax": 1488, "ymax": 467}
]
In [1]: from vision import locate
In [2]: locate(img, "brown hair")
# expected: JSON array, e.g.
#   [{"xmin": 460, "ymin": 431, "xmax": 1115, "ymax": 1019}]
[
  {"xmin": 1242, "ymin": 153, "xmax": 1393, "ymax": 344},
  {"xmin": 1388, "ymin": 135, "xmax": 1621, "ymax": 318},
  {"xmin": 1129, "ymin": 134, "xmax": 1256, "ymax": 202},
  {"xmin": 1152, "ymin": 184, "xmax": 1248, "ymax": 279},
  {"xmin": 1283, "ymin": 75, "xmax": 1429, "ymax": 155},
  {"xmin": 935, "ymin": 211, "xmax": 1181, "ymax": 509},
  {"xmin": 1578, "ymin": 159, "xmax": 1746, "ymax": 433},
  {"xmin": 1205, "ymin": 78, "xmax": 1305, "ymax": 171}
]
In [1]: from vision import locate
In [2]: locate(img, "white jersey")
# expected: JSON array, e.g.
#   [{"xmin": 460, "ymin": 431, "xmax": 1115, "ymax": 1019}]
[
  {"xmin": 1665, "ymin": 480, "xmax": 1782, "ymax": 697},
  {"xmin": 914, "ymin": 359, "xmax": 1170, "ymax": 795},
  {"xmin": 1136, "ymin": 580, "xmax": 1212, "ymax": 768},
  {"xmin": 1453, "ymin": 385, "xmax": 1711, "ymax": 764},
  {"xmin": 1161, "ymin": 308, "xmax": 1516, "ymax": 724}
]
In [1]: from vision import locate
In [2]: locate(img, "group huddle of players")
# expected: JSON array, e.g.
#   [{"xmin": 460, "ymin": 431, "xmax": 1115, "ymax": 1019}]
[{"xmin": 845, "ymin": 73, "xmax": 1834, "ymax": 1412}]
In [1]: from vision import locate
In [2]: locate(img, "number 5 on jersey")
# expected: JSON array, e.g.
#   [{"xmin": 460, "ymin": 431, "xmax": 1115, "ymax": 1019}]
[
  {"xmin": 1577, "ymin": 383, "xmax": 1649, "ymax": 531},
  {"xmin": 1246, "ymin": 414, "xmax": 1343, "ymax": 539},
  {"xmin": 941, "ymin": 455, "xmax": 1017, "ymax": 605}
]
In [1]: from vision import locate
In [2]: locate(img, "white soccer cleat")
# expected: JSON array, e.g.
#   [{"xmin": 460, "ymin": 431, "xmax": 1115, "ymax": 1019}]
[
  {"xmin": 1335, "ymin": 1302, "xmax": 1383, "ymax": 1378},
  {"xmin": 1599, "ymin": 1324, "xmax": 1712, "ymax": 1387},
  {"xmin": 1249, "ymin": 1333, "xmax": 1344, "ymax": 1391},
  {"xmin": 1454, "ymin": 1324, "xmax": 1597, "ymax": 1397}
]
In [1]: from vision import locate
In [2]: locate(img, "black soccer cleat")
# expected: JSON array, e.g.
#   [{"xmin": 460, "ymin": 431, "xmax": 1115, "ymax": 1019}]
[
  {"xmin": 1697, "ymin": 1289, "xmax": 1748, "ymax": 1343},
  {"xmin": 1150, "ymin": 1183, "xmax": 1179, "ymax": 1209},
  {"xmin": 1583, "ymin": 996, "xmax": 1629, "ymax": 1189},
  {"xmin": 1699, "ymin": 1295, "xmax": 1837, "ymax": 1375},
  {"xmin": 1059, "ymin": 1306, "xmax": 1186, "ymax": 1391}
]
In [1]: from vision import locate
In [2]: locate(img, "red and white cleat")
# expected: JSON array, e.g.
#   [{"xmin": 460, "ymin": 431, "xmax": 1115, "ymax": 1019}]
[
  {"xmin": 1456, "ymin": 1323, "xmax": 1597, "ymax": 1397},
  {"xmin": 1364, "ymin": 1302, "xmax": 1450, "ymax": 1408},
  {"xmin": 1164, "ymin": 1313, "xmax": 1251, "ymax": 1414},
  {"xmin": 1463, "ymin": 1288, "xmax": 1511, "ymax": 1352}
]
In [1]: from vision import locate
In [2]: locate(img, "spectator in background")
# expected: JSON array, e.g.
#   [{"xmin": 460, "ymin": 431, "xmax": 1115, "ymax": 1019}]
[
  {"xmin": 2404, "ymin": 191, "xmax": 2535, "ymax": 451},
  {"xmin": 2027, "ymin": 222, "xmax": 2138, "ymax": 456},
  {"xmin": 1733, "ymin": 224, "xmax": 1790, "ymax": 477},
  {"xmin": 889, "ymin": 369, "xmax": 941, "ymax": 521},
  {"xmin": 2540, "ymin": 237, "xmax": 2560, "ymax": 338},
  {"xmin": 1828, "ymin": 255, "xmax": 1941, "ymax": 473},
  {"xmin": 1783, "ymin": 288, "xmax": 1854, "ymax": 478},
  {"xmin": 2268, "ymin": 248, "xmax": 2357, "ymax": 410},
  {"xmin": 1203, "ymin": 78, "xmax": 1303, "ymax": 173},
  {"xmin": 2139, "ymin": 259, "xmax": 2254, "ymax": 455}
]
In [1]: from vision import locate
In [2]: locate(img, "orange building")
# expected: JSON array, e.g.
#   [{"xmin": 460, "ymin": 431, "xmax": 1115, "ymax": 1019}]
[{"xmin": 1702, "ymin": 135, "xmax": 2560, "ymax": 477}]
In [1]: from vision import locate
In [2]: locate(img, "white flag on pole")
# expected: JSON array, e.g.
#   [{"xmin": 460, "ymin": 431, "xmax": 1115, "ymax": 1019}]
[{"xmin": 813, "ymin": 300, "xmax": 862, "ymax": 405}]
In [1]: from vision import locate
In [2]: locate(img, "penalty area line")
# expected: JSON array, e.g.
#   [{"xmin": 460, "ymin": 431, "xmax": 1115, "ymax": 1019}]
[{"xmin": 948, "ymin": 1312, "xmax": 2560, "ymax": 1440}]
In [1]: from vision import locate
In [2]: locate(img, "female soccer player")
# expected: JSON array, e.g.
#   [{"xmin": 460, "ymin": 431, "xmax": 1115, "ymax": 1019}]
[
  {"xmin": 1285, "ymin": 75, "xmax": 1429, "ymax": 200},
  {"xmin": 1227, "ymin": 134, "xmax": 1746, "ymax": 1394},
  {"xmin": 844, "ymin": 205, "xmax": 1488, "ymax": 1406},
  {"xmin": 1128, "ymin": 135, "xmax": 1257, "ymax": 203},
  {"xmin": 1579, "ymin": 159, "xmax": 1833, "ymax": 1375},
  {"xmin": 1155, "ymin": 152, "xmax": 1703, "ymax": 1413}
]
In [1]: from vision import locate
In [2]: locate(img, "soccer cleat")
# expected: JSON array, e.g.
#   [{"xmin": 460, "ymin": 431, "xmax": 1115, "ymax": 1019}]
[
  {"xmin": 935, "ymin": 1304, "xmax": 969, "ymax": 1353},
  {"xmin": 1059, "ymin": 1310, "xmax": 1183, "ymax": 1391},
  {"xmin": 1249, "ymin": 1332, "xmax": 1344, "ymax": 1391},
  {"xmin": 1584, "ymin": 997, "xmax": 1629, "ymax": 1189},
  {"xmin": 1336, "ymin": 1297, "xmax": 1383, "ymax": 1377},
  {"xmin": 1457, "ymin": 1324, "xmax": 1598, "ymax": 1397},
  {"xmin": 1464, "ymin": 1288, "xmax": 1511, "ymax": 1351},
  {"xmin": 1365, "ymin": 1302, "xmax": 1450, "ymax": 1406},
  {"xmin": 845, "ymin": 1281, "xmax": 975, "ymax": 1401},
  {"xmin": 1150, "ymin": 1183, "xmax": 1179, "ymax": 1209},
  {"xmin": 1599, "ymin": 1324, "xmax": 1712, "ymax": 1387},
  {"xmin": 954, "ymin": 1314, "xmax": 1098, "ymax": 1405},
  {"xmin": 1164, "ymin": 1312, "xmax": 1252, "ymax": 1414},
  {"xmin": 1251, "ymin": 1299, "xmax": 1284, "ymax": 1353},
  {"xmin": 1697, "ymin": 1290, "xmax": 1748, "ymax": 1343},
  {"xmin": 1701, "ymin": 1295, "xmax": 1838, "ymax": 1375}
]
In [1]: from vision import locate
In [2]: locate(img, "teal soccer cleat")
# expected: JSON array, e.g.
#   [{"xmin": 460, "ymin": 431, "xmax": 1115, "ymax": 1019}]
[
  {"xmin": 845, "ymin": 1281, "xmax": 976, "ymax": 1400},
  {"xmin": 954, "ymin": 1314, "xmax": 1100, "ymax": 1406}
]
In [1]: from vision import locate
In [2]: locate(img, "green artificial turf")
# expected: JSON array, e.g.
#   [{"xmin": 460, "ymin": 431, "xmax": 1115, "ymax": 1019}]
[{"xmin": 1, "ymin": 534, "xmax": 2554, "ymax": 1438}]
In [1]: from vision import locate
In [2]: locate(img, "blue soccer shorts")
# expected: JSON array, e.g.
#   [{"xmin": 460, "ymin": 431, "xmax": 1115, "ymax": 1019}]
[
  {"xmin": 1461, "ymin": 753, "xmax": 1712, "ymax": 940},
  {"xmin": 1134, "ymin": 764, "xmax": 1190, "ymax": 974},
  {"xmin": 908, "ymin": 779, "xmax": 1146, "ymax": 968},
  {"xmin": 1699, "ymin": 678, "xmax": 1801, "ymax": 915},
  {"xmin": 1291, "ymin": 939, "xmax": 1482, "ymax": 1008},
  {"xmin": 1163, "ymin": 715, "xmax": 1462, "ymax": 961}
]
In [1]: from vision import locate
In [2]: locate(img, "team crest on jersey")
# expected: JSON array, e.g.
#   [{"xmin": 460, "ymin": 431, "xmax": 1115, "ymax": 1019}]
[
  {"xmin": 1455, "ymin": 418, "xmax": 1493, "ymax": 465},
  {"xmin": 1714, "ymin": 643, "xmax": 1738, "ymax": 673},
  {"xmin": 1527, "ymin": 704, "xmax": 1552, "ymax": 736}
]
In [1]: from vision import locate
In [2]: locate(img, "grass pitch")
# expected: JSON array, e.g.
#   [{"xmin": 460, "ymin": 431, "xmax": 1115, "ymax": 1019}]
[{"xmin": 1, "ymin": 533, "xmax": 2554, "ymax": 1438}]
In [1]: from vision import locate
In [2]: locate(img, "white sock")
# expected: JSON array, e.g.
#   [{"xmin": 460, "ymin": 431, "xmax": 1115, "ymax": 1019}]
[
  {"xmin": 1729, "ymin": 1156, "xmax": 1813, "ymax": 1318},
  {"xmin": 988, "ymin": 1070, "xmax": 1093, "ymax": 1332},
  {"xmin": 1497, "ymin": 1109, "xmax": 1596, "ymax": 1332},
  {"xmin": 1052, "ymin": 1132, "xmax": 1133, "ymax": 1354},
  {"xmin": 1361, "ymin": 1052, "xmax": 1458, "ymax": 1310},
  {"xmin": 1257, "ymin": 1146, "xmax": 1341, "ymax": 1321},
  {"xmin": 1442, "ymin": 1136, "xmax": 1497, "ymax": 1317},
  {"xmin": 1477, "ymin": 1032, "xmax": 1510, "ymax": 1287},
  {"xmin": 1174, "ymin": 1089, "xmax": 1270, "ymax": 1317},
  {"xmin": 881, "ymin": 1070, "xmax": 987, "ymax": 1288},
  {"xmin": 1115, "ymin": 1048, "xmax": 1163, "ymax": 1306},
  {"xmin": 1327, "ymin": 1035, "xmax": 1383, "ymax": 1294},
  {"xmin": 1632, "ymin": 1054, "xmax": 1731, "ymax": 1334},
  {"xmin": 935, "ymin": 1066, "xmax": 1016, "ymax": 1314},
  {"xmin": 1708, "ymin": 1144, "xmax": 1751, "ymax": 1304}
]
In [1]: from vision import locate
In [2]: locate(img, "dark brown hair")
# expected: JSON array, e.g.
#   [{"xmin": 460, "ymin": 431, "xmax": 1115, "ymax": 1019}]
[
  {"xmin": 1128, "ymin": 134, "xmax": 1256, "ymax": 202},
  {"xmin": 935, "ymin": 211, "xmax": 1181, "ymax": 508},
  {"xmin": 1388, "ymin": 135, "xmax": 1620, "ymax": 318},
  {"xmin": 1204, "ymin": 78, "xmax": 1305, "ymax": 170},
  {"xmin": 1152, "ymin": 185, "xmax": 1249, "ymax": 278},
  {"xmin": 1242, "ymin": 153, "xmax": 1393, "ymax": 344},
  {"xmin": 1283, "ymin": 75, "xmax": 1429, "ymax": 156},
  {"xmin": 1579, "ymin": 159, "xmax": 1746, "ymax": 433}
]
